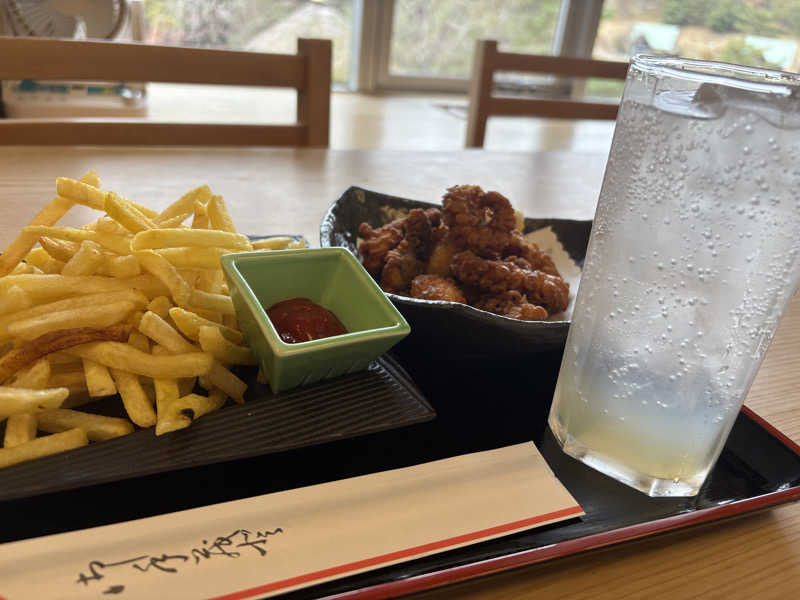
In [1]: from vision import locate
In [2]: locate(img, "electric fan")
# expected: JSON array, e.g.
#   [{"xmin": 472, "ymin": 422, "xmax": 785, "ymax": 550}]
[
  {"xmin": 3, "ymin": 0, "xmax": 128, "ymax": 39},
  {"xmin": 1, "ymin": 0, "xmax": 147, "ymax": 118}
]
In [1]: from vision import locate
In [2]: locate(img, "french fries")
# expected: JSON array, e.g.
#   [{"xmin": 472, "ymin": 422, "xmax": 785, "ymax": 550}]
[
  {"xmin": 0, "ymin": 386, "xmax": 69, "ymax": 420},
  {"xmin": 0, "ymin": 172, "xmax": 296, "ymax": 471},
  {"xmin": 71, "ymin": 342, "xmax": 213, "ymax": 379},
  {"xmin": 7, "ymin": 300, "xmax": 137, "ymax": 340},
  {"xmin": 198, "ymin": 326, "xmax": 255, "ymax": 366},
  {"xmin": 0, "ymin": 326, "xmax": 132, "ymax": 384},
  {"xmin": 169, "ymin": 307, "xmax": 244, "ymax": 345},
  {"xmin": 9, "ymin": 358, "xmax": 51, "ymax": 389},
  {"xmin": 37, "ymin": 408, "xmax": 134, "ymax": 441},
  {"xmin": 82, "ymin": 358, "xmax": 116, "ymax": 397},
  {"xmin": 131, "ymin": 229, "xmax": 253, "ymax": 252},
  {"xmin": 3, "ymin": 413, "xmax": 38, "ymax": 448},
  {"xmin": 0, "ymin": 428, "xmax": 88, "ymax": 469}
]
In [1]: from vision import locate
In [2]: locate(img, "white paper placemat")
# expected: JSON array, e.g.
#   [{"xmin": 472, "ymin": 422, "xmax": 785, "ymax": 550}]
[{"xmin": 0, "ymin": 443, "xmax": 583, "ymax": 600}]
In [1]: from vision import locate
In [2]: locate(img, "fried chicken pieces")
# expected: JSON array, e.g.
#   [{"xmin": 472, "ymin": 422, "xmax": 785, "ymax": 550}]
[{"xmin": 356, "ymin": 186, "xmax": 569, "ymax": 321}]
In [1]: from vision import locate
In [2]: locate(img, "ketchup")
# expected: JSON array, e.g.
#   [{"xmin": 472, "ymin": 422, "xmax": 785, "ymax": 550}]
[{"xmin": 267, "ymin": 298, "xmax": 348, "ymax": 344}]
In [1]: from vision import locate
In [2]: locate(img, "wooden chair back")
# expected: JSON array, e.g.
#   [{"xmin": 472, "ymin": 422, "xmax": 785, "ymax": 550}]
[
  {"xmin": 0, "ymin": 36, "xmax": 332, "ymax": 146},
  {"xmin": 466, "ymin": 40, "xmax": 629, "ymax": 147}
]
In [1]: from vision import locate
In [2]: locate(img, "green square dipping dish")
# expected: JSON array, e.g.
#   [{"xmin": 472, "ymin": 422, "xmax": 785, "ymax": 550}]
[{"xmin": 221, "ymin": 247, "xmax": 410, "ymax": 394}]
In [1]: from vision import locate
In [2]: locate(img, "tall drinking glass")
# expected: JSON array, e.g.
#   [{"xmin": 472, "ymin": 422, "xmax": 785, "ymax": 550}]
[{"xmin": 548, "ymin": 55, "xmax": 800, "ymax": 497}]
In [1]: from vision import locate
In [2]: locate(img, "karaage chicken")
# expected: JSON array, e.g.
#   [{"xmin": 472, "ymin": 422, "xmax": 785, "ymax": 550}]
[{"xmin": 356, "ymin": 185, "xmax": 569, "ymax": 321}]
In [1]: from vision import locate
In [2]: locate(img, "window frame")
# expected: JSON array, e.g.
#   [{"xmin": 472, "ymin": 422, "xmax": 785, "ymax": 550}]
[{"xmin": 356, "ymin": 0, "xmax": 605, "ymax": 93}]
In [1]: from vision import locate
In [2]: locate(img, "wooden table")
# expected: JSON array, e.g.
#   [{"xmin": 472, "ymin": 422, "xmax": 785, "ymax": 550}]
[{"xmin": 0, "ymin": 147, "xmax": 798, "ymax": 600}]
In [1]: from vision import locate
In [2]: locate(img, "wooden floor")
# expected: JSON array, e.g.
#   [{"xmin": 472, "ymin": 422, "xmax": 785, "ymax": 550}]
[{"xmin": 144, "ymin": 84, "xmax": 616, "ymax": 153}]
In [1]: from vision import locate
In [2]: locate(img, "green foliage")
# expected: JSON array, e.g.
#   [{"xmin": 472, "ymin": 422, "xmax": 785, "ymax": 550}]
[
  {"xmin": 389, "ymin": 0, "xmax": 561, "ymax": 78},
  {"xmin": 662, "ymin": 0, "xmax": 706, "ymax": 26},
  {"xmin": 661, "ymin": 0, "xmax": 800, "ymax": 36},
  {"xmin": 718, "ymin": 37, "xmax": 784, "ymax": 69},
  {"xmin": 705, "ymin": 0, "xmax": 739, "ymax": 33}
]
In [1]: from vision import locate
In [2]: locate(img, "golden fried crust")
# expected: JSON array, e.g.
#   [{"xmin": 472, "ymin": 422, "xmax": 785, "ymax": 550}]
[
  {"xmin": 410, "ymin": 274, "xmax": 467, "ymax": 303},
  {"xmin": 451, "ymin": 250, "xmax": 569, "ymax": 314},
  {"xmin": 0, "ymin": 325, "xmax": 132, "ymax": 384},
  {"xmin": 474, "ymin": 290, "xmax": 548, "ymax": 321}
]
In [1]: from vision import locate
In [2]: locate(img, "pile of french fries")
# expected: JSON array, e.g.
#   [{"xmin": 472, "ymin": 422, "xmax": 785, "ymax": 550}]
[{"xmin": 0, "ymin": 171, "xmax": 303, "ymax": 470}]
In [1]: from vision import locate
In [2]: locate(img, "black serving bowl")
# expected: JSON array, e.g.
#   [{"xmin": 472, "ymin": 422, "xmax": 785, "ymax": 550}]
[{"xmin": 320, "ymin": 186, "xmax": 592, "ymax": 362}]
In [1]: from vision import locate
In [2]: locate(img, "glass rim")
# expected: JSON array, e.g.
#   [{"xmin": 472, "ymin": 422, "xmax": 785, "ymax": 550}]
[{"xmin": 632, "ymin": 54, "xmax": 800, "ymax": 96}]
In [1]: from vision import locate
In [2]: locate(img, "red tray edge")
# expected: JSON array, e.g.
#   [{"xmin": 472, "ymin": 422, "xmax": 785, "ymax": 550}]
[{"xmin": 320, "ymin": 406, "xmax": 800, "ymax": 600}]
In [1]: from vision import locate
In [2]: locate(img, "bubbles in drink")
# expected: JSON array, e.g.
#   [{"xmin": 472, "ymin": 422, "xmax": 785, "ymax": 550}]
[{"xmin": 549, "ymin": 81, "xmax": 800, "ymax": 496}]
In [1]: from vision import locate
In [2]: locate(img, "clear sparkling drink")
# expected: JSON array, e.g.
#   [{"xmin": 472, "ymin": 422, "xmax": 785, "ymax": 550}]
[{"xmin": 548, "ymin": 56, "xmax": 800, "ymax": 497}]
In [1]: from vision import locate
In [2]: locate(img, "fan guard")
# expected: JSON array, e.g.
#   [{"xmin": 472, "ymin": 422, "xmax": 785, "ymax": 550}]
[{"xmin": 4, "ymin": 0, "xmax": 128, "ymax": 40}]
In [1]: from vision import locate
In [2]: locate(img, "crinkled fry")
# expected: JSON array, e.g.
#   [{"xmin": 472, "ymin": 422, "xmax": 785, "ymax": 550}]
[
  {"xmin": 0, "ymin": 196, "xmax": 74, "ymax": 277},
  {"xmin": 37, "ymin": 408, "xmax": 134, "ymax": 441},
  {"xmin": 7, "ymin": 300, "xmax": 138, "ymax": 341},
  {"xmin": 3, "ymin": 413, "xmax": 37, "ymax": 448},
  {"xmin": 0, "ymin": 386, "xmax": 69, "ymax": 419},
  {"xmin": 198, "ymin": 326, "xmax": 255, "ymax": 365},
  {"xmin": 131, "ymin": 228, "xmax": 252, "ymax": 252},
  {"xmin": 0, "ymin": 428, "xmax": 88, "ymax": 470},
  {"xmin": 169, "ymin": 307, "xmax": 243, "ymax": 344},
  {"xmin": 70, "ymin": 342, "xmax": 213, "ymax": 379},
  {"xmin": 0, "ymin": 326, "xmax": 132, "ymax": 384}
]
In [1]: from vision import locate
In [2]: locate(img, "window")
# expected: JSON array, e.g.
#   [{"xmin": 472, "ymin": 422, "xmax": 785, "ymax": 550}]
[
  {"xmin": 141, "ymin": 0, "xmax": 356, "ymax": 87},
  {"xmin": 591, "ymin": 0, "xmax": 800, "ymax": 98},
  {"xmin": 388, "ymin": 0, "xmax": 561, "ymax": 79}
]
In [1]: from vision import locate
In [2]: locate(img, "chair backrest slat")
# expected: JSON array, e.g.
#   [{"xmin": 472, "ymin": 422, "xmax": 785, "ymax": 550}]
[
  {"xmin": 466, "ymin": 40, "xmax": 628, "ymax": 148},
  {"xmin": 0, "ymin": 120, "xmax": 306, "ymax": 146},
  {"xmin": 0, "ymin": 36, "xmax": 331, "ymax": 146}
]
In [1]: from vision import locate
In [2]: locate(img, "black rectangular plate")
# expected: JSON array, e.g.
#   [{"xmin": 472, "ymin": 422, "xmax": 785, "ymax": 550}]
[
  {"xmin": 2, "ymin": 350, "xmax": 799, "ymax": 600},
  {"xmin": 0, "ymin": 354, "xmax": 434, "ymax": 502}
]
